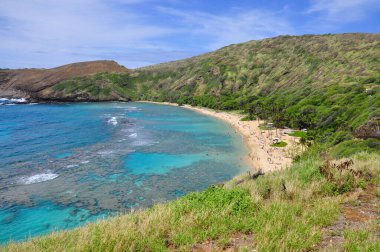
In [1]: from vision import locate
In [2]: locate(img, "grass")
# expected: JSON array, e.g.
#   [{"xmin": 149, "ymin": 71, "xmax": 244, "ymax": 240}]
[
  {"xmin": 331, "ymin": 138, "xmax": 380, "ymax": 158},
  {"xmin": 241, "ymin": 115, "xmax": 256, "ymax": 121},
  {"xmin": 3, "ymin": 152, "xmax": 379, "ymax": 251},
  {"xmin": 271, "ymin": 141, "xmax": 288, "ymax": 147},
  {"xmin": 343, "ymin": 223, "xmax": 380, "ymax": 251},
  {"xmin": 258, "ymin": 123, "xmax": 274, "ymax": 130},
  {"xmin": 288, "ymin": 130, "xmax": 307, "ymax": 138}
]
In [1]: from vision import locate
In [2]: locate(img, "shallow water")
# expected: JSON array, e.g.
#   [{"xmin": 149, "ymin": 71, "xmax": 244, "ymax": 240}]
[{"xmin": 0, "ymin": 102, "xmax": 249, "ymax": 244}]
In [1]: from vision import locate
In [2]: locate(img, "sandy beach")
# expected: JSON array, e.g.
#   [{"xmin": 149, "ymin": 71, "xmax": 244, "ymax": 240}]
[{"xmin": 141, "ymin": 101, "xmax": 301, "ymax": 172}]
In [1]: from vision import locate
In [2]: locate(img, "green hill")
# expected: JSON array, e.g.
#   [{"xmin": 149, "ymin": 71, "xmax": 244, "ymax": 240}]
[{"xmin": 52, "ymin": 33, "xmax": 380, "ymax": 157}]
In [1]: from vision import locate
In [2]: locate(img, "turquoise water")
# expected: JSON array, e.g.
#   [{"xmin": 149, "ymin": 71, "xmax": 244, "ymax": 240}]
[{"xmin": 0, "ymin": 102, "xmax": 249, "ymax": 244}]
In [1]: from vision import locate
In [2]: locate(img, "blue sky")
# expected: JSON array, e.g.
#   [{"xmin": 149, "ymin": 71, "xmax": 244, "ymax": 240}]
[{"xmin": 1, "ymin": 0, "xmax": 379, "ymax": 69}]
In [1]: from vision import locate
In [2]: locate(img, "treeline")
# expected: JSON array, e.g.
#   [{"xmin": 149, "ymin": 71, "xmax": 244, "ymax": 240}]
[{"xmin": 154, "ymin": 78, "xmax": 380, "ymax": 157}]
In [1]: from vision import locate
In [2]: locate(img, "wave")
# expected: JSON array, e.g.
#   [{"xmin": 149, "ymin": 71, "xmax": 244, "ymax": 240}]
[
  {"xmin": 107, "ymin": 117, "xmax": 118, "ymax": 126},
  {"xmin": 121, "ymin": 128, "xmax": 136, "ymax": 133},
  {"xmin": 129, "ymin": 133, "xmax": 138, "ymax": 138},
  {"xmin": 19, "ymin": 172, "xmax": 59, "ymax": 185},
  {"xmin": 132, "ymin": 139, "xmax": 154, "ymax": 146},
  {"xmin": 97, "ymin": 150, "xmax": 114, "ymax": 156},
  {"xmin": 0, "ymin": 98, "xmax": 28, "ymax": 105},
  {"xmin": 66, "ymin": 164, "xmax": 79, "ymax": 168}
]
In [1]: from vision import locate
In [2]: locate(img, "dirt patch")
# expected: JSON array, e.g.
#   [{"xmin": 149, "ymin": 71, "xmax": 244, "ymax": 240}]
[
  {"xmin": 316, "ymin": 185, "xmax": 379, "ymax": 251},
  {"xmin": 191, "ymin": 233, "xmax": 255, "ymax": 252}
]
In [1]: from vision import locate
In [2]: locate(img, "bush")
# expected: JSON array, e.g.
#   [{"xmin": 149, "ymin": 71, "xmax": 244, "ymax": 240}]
[
  {"xmin": 271, "ymin": 141, "xmax": 288, "ymax": 147},
  {"xmin": 241, "ymin": 116, "xmax": 256, "ymax": 121}
]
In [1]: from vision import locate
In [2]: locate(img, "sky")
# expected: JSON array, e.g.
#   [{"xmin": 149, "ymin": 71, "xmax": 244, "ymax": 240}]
[{"xmin": 0, "ymin": 0, "xmax": 379, "ymax": 69}]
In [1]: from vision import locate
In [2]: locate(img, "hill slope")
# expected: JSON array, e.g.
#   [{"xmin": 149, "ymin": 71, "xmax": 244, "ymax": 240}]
[
  {"xmin": 0, "ymin": 60, "xmax": 128, "ymax": 101},
  {"xmin": 134, "ymin": 33, "xmax": 379, "ymax": 100},
  {"xmin": 50, "ymin": 33, "xmax": 380, "ymax": 156}
]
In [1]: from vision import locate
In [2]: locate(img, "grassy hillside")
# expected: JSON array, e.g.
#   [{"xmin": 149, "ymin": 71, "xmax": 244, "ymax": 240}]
[
  {"xmin": 0, "ymin": 60, "xmax": 127, "ymax": 100},
  {"xmin": 50, "ymin": 72, "xmax": 135, "ymax": 101},
  {"xmin": 3, "ymin": 151, "xmax": 379, "ymax": 251},
  {"xmin": 53, "ymin": 33, "xmax": 380, "ymax": 156}
]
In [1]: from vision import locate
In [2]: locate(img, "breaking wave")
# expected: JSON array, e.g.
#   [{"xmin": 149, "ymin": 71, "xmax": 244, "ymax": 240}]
[
  {"xmin": 107, "ymin": 117, "xmax": 118, "ymax": 125},
  {"xmin": 19, "ymin": 172, "xmax": 59, "ymax": 185}
]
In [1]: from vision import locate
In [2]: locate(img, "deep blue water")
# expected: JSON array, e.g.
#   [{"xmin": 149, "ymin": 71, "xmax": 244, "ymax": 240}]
[{"xmin": 0, "ymin": 102, "xmax": 249, "ymax": 244}]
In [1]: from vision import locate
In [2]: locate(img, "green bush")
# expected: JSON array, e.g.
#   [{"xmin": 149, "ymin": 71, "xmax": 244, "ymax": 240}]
[{"xmin": 271, "ymin": 141, "xmax": 288, "ymax": 147}]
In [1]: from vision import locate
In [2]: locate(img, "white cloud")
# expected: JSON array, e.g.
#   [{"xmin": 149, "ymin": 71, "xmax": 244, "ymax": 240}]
[
  {"xmin": 0, "ymin": 1, "xmax": 296, "ymax": 68},
  {"xmin": 159, "ymin": 7, "xmax": 294, "ymax": 50},
  {"xmin": 0, "ymin": 0, "xmax": 175, "ymax": 68},
  {"xmin": 307, "ymin": 0, "xmax": 380, "ymax": 22},
  {"xmin": 0, "ymin": 0, "xmax": 378, "ymax": 69}
]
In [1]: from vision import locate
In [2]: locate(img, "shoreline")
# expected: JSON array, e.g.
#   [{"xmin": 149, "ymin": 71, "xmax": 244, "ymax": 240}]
[
  {"xmin": 140, "ymin": 101, "xmax": 300, "ymax": 172},
  {"xmin": 3, "ymin": 99, "xmax": 300, "ymax": 172}
]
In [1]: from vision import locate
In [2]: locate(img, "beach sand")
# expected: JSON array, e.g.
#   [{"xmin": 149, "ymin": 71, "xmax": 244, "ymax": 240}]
[{"xmin": 141, "ymin": 101, "xmax": 301, "ymax": 172}]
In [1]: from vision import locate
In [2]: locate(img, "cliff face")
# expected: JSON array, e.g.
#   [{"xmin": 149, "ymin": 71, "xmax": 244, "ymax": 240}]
[{"xmin": 0, "ymin": 60, "xmax": 128, "ymax": 101}]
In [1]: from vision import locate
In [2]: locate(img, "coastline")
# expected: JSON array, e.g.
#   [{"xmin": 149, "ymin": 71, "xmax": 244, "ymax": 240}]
[{"xmin": 140, "ymin": 101, "xmax": 301, "ymax": 172}]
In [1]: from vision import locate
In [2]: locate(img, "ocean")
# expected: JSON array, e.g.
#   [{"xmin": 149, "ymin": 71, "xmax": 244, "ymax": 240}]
[{"xmin": 0, "ymin": 102, "xmax": 249, "ymax": 244}]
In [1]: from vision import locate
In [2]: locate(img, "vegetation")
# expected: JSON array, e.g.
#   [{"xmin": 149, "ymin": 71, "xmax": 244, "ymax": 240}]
[
  {"xmin": 52, "ymin": 72, "xmax": 138, "ymax": 100},
  {"xmin": 51, "ymin": 34, "xmax": 380, "ymax": 156},
  {"xmin": 343, "ymin": 224, "xmax": 380, "ymax": 251},
  {"xmin": 3, "ymin": 152, "xmax": 379, "ymax": 251},
  {"xmin": 271, "ymin": 141, "xmax": 288, "ymax": 147},
  {"xmin": 3, "ymin": 33, "xmax": 379, "ymax": 250},
  {"xmin": 241, "ymin": 115, "xmax": 256, "ymax": 121},
  {"xmin": 289, "ymin": 130, "xmax": 307, "ymax": 138},
  {"xmin": 258, "ymin": 123, "xmax": 274, "ymax": 130}
]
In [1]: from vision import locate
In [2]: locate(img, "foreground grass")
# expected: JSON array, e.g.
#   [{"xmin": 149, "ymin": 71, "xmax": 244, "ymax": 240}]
[
  {"xmin": 3, "ymin": 152, "xmax": 379, "ymax": 251},
  {"xmin": 343, "ymin": 222, "xmax": 380, "ymax": 252}
]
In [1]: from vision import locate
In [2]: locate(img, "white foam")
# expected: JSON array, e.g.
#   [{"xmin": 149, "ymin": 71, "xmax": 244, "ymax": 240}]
[
  {"xmin": 132, "ymin": 140, "xmax": 153, "ymax": 146},
  {"xmin": 0, "ymin": 98, "xmax": 28, "ymax": 104},
  {"xmin": 107, "ymin": 117, "xmax": 118, "ymax": 125},
  {"xmin": 10, "ymin": 98, "xmax": 27, "ymax": 103},
  {"xmin": 98, "ymin": 150, "xmax": 114, "ymax": 156},
  {"xmin": 66, "ymin": 164, "xmax": 79, "ymax": 168},
  {"xmin": 129, "ymin": 133, "xmax": 137, "ymax": 138},
  {"xmin": 121, "ymin": 128, "xmax": 135, "ymax": 133},
  {"xmin": 80, "ymin": 160, "xmax": 90, "ymax": 164},
  {"xmin": 19, "ymin": 172, "xmax": 59, "ymax": 185}
]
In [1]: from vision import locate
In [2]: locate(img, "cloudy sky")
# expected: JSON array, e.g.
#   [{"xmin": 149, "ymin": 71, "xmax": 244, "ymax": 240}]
[{"xmin": 1, "ymin": 0, "xmax": 379, "ymax": 69}]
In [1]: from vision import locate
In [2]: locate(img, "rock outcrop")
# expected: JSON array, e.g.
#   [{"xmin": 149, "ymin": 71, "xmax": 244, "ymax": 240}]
[{"xmin": 355, "ymin": 118, "xmax": 380, "ymax": 140}]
